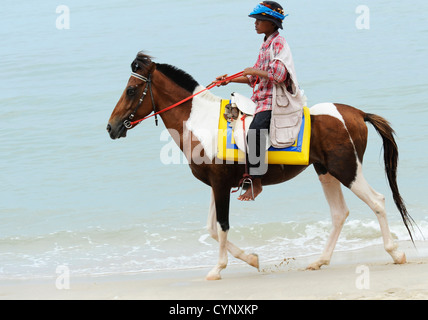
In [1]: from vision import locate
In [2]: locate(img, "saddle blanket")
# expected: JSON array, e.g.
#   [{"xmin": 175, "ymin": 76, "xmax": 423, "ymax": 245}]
[{"xmin": 217, "ymin": 99, "xmax": 311, "ymax": 165}]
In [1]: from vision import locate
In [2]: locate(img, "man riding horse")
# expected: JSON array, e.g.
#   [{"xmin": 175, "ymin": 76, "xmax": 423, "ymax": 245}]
[{"xmin": 216, "ymin": 1, "xmax": 305, "ymax": 201}]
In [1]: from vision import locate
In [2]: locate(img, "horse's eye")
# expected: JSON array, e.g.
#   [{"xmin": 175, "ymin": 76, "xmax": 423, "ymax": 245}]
[{"xmin": 127, "ymin": 87, "xmax": 136, "ymax": 97}]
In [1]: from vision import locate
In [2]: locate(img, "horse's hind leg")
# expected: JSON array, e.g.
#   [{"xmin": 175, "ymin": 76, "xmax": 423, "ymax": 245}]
[
  {"xmin": 307, "ymin": 172, "xmax": 350, "ymax": 270},
  {"xmin": 350, "ymin": 162, "xmax": 406, "ymax": 264},
  {"xmin": 206, "ymin": 189, "xmax": 259, "ymax": 280}
]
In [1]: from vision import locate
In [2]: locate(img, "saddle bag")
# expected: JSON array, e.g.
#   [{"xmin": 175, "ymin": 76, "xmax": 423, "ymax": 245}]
[{"xmin": 270, "ymin": 81, "xmax": 303, "ymax": 149}]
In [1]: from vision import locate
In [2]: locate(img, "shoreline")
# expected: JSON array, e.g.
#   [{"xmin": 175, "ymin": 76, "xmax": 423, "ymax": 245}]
[{"xmin": 1, "ymin": 241, "xmax": 427, "ymax": 300}]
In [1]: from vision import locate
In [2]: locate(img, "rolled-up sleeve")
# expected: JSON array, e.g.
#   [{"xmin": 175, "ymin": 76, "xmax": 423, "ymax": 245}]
[
  {"xmin": 247, "ymin": 74, "xmax": 258, "ymax": 87},
  {"xmin": 268, "ymin": 60, "xmax": 287, "ymax": 84}
]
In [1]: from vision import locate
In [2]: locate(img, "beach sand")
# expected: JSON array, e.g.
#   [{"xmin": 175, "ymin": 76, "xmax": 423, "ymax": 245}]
[{"xmin": 1, "ymin": 241, "xmax": 427, "ymax": 300}]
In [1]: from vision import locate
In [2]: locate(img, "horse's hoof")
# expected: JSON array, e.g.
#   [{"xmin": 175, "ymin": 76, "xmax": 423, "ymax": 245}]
[
  {"xmin": 306, "ymin": 260, "xmax": 328, "ymax": 270},
  {"xmin": 306, "ymin": 264, "xmax": 321, "ymax": 271},
  {"xmin": 249, "ymin": 253, "xmax": 260, "ymax": 270},
  {"xmin": 206, "ymin": 273, "xmax": 222, "ymax": 281},
  {"xmin": 394, "ymin": 252, "xmax": 407, "ymax": 264}
]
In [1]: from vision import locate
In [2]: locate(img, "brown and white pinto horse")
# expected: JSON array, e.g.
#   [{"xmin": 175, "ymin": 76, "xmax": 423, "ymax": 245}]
[{"xmin": 107, "ymin": 52, "xmax": 415, "ymax": 280}]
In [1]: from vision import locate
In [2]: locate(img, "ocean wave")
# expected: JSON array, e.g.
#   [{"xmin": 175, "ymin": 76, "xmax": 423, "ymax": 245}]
[{"xmin": 0, "ymin": 218, "xmax": 426, "ymax": 280}]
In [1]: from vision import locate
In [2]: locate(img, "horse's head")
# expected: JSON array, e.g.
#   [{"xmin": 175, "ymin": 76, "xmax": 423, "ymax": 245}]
[{"xmin": 107, "ymin": 52, "xmax": 156, "ymax": 139}]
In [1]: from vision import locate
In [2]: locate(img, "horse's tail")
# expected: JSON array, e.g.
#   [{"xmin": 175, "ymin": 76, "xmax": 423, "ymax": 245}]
[{"xmin": 364, "ymin": 113, "xmax": 417, "ymax": 243}]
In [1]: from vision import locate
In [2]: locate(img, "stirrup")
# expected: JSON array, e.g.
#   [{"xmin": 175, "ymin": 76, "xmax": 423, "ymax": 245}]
[
  {"xmin": 239, "ymin": 176, "xmax": 255, "ymax": 201},
  {"xmin": 231, "ymin": 174, "xmax": 254, "ymax": 199}
]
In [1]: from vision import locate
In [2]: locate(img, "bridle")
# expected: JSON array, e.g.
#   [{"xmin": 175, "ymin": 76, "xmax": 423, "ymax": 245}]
[
  {"xmin": 123, "ymin": 70, "xmax": 244, "ymax": 128},
  {"xmin": 123, "ymin": 72, "xmax": 158, "ymax": 129}
]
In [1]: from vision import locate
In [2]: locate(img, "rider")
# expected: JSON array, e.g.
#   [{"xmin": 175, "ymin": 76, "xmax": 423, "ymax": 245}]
[{"xmin": 216, "ymin": 1, "xmax": 304, "ymax": 201}]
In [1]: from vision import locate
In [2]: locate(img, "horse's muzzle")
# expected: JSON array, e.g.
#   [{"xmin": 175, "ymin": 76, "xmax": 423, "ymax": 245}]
[{"xmin": 106, "ymin": 122, "xmax": 127, "ymax": 140}]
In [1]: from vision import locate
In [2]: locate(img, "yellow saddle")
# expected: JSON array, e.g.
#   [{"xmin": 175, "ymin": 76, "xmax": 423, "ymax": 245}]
[{"xmin": 217, "ymin": 100, "xmax": 311, "ymax": 165}]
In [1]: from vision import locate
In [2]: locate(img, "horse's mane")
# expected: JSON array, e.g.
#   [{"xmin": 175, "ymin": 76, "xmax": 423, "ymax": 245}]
[{"xmin": 131, "ymin": 52, "xmax": 199, "ymax": 93}]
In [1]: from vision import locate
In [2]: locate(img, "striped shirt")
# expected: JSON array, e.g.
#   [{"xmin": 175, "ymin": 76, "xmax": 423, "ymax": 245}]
[{"xmin": 247, "ymin": 31, "xmax": 288, "ymax": 114}]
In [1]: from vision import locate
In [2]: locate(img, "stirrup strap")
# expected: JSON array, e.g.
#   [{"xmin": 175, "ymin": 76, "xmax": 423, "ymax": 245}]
[{"xmin": 231, "ymin": 114, "xmax": 254, "ymax": 199}]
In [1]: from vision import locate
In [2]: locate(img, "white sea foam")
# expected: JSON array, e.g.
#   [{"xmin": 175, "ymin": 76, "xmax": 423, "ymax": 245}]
[{"xmin": 1, "ymin": 218, "xmax": 426, "ymax": 279}]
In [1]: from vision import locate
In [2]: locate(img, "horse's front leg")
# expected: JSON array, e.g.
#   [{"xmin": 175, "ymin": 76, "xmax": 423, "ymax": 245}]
[
  {"xmin": 206, "ymin": 189, "xmax": 259, "ymax": 280},
  {"xmin": 206, "ymin": 228, "xmax": 228, "ymax": 280},
  {"xmin": 206, "ymin": 187, "xmax": 230, "ymax": 280}
]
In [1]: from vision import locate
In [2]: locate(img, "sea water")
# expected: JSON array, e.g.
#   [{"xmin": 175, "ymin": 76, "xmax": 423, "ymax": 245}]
[{"xmin": 1, "ymin": 0, "xmax": 428, "ymax": 279}]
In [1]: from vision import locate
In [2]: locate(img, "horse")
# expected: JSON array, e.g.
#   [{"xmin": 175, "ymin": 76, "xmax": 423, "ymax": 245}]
[{"xmin": 107, "ymin": 52, "xmax": 415, "ymax": 280}]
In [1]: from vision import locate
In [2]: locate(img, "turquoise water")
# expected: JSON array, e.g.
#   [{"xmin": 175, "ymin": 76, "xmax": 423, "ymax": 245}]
[{"xmin": 1, "ymin": 0, "xmax": 428, "ymax": 279}]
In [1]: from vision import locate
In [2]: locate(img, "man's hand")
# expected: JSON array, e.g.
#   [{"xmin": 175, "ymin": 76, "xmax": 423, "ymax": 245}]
[
  {"xmin": 211, "ymin": 72, "xmax": 251, "ymax": 87},
  {"xmin": 214, "ymin": 74, "xmax": 230, "ymax": 87},
  {"xmin": 243, "ymin": 68, "xmax": 268, "ymax": 79}
]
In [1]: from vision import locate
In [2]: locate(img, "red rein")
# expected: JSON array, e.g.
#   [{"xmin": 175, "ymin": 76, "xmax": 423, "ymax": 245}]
[{"xmin": 130, "ymin": 71, "xmax": 244, "ymax": 127}]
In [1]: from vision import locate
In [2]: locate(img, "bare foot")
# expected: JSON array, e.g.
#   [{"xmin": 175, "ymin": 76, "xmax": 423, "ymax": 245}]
[{"xmin": 238, "ymin": 178, "xmax": 263, "ymax": 201}]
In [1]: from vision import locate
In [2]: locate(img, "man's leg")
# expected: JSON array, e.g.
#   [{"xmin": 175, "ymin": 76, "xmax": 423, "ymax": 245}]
[{"xmin": 238, "ymin": 111, "xmax": 271, "ymax": 201}]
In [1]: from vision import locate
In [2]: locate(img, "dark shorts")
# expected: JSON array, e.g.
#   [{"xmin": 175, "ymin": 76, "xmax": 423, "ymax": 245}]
[{"xmin": 246, "ymin": 110, "xmax": 272, "ymax": 178}]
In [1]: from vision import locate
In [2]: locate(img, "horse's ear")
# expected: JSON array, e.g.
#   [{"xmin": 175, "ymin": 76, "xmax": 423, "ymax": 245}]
[
  {"xmin": 131, "ymin": 60, "xmax": 138, "ymax": 72},
  {"xmin": 131, "ymin": 52, "xmax": 153, "ymax": 72},
  {"xmin": 131, "ymin": 59, "xmax": 142, "ymax": 72},
  {"xmin": 148, "ymin": 62, "xmax": 156, "ymax": 73}
]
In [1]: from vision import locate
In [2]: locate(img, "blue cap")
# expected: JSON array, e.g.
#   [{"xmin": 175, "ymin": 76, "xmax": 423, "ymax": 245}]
[{"xmin": 249, "ymin": 2, "xmax": 288, "ymax": 29}]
